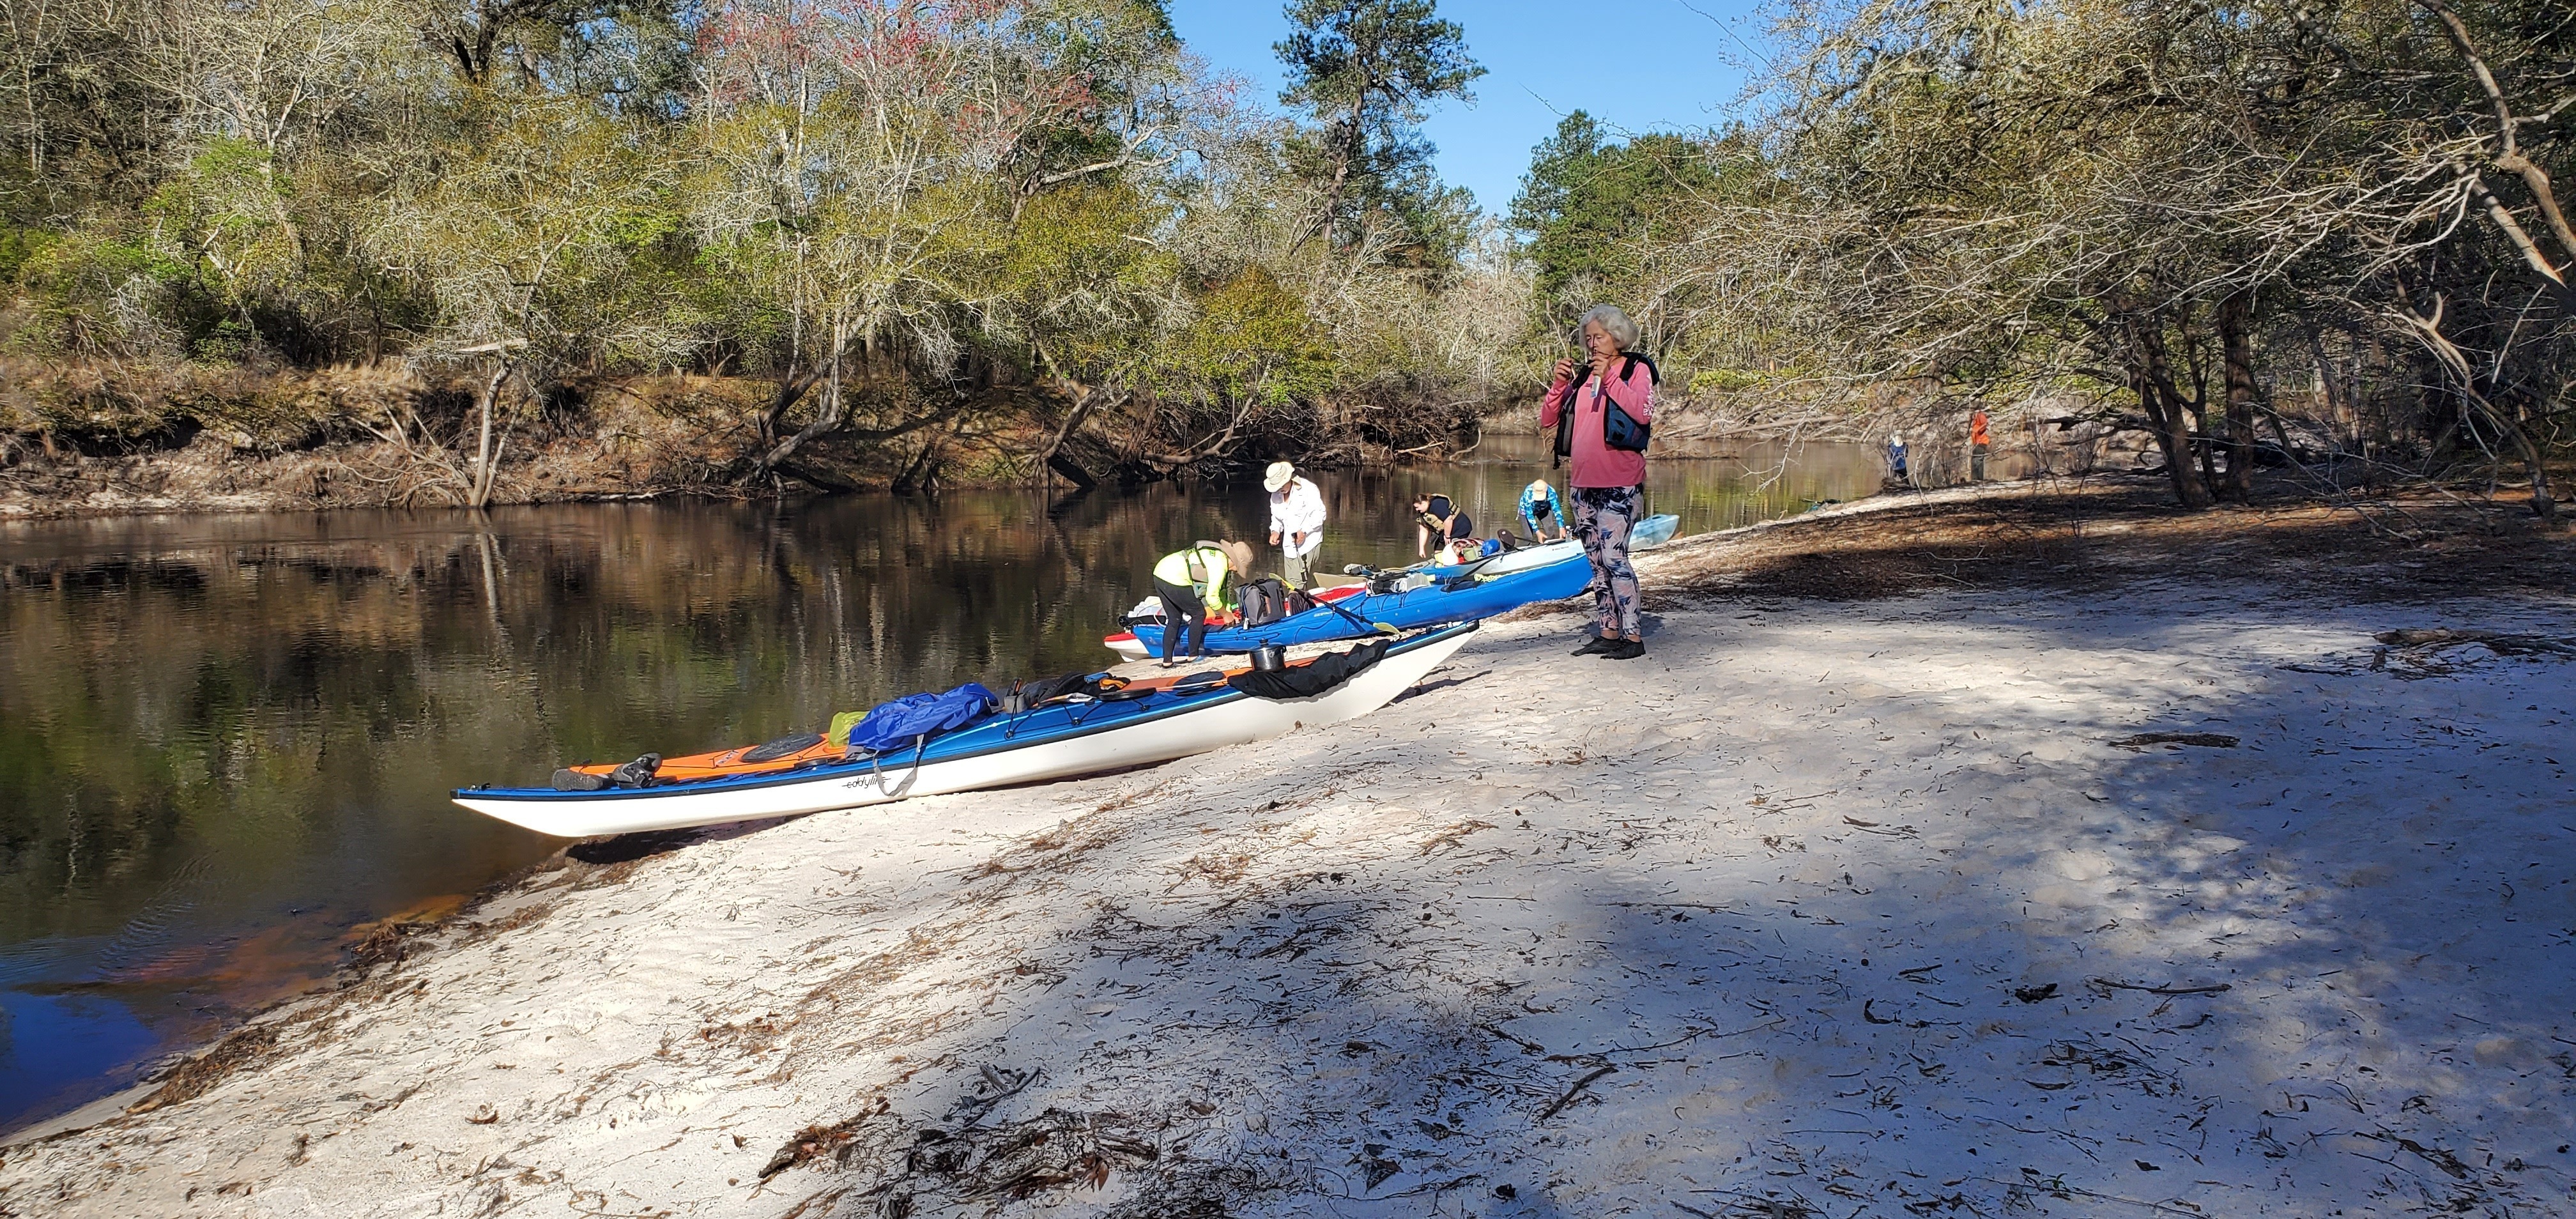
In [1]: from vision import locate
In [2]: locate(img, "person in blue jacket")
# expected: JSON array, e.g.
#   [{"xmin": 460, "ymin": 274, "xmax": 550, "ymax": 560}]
[{"xmin": 1519, "ymin": 479, "xmax": 1568, "ymax": 542}]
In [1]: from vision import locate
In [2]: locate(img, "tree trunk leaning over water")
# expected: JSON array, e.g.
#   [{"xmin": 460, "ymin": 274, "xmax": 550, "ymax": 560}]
[
  {"xmin": 750, "ymin": 325, "xmax": 957, "ymax": 482},
  {"xmin": 755, "ymin": 318, "xmax": 852, "ymax": 477},
  {"xmin": 1036, "ymin": 383, "xmax": 1108, "ymax": 491}
]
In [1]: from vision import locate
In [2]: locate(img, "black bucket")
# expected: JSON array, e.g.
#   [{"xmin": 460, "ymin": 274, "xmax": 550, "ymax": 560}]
[{"xmin": 1250, "ymin": 643, "xmax": 1287, "ymax": 673}]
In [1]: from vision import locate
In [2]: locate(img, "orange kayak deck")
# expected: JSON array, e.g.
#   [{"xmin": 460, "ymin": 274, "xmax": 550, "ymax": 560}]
[{"xmin": 567, "ymin": 663, "xmax": 1257, "ymax": 782}]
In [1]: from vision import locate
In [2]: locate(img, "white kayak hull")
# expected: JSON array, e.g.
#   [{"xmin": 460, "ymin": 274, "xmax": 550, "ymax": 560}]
[
  {"xmin": 455, "ymin": 627, "xmax": 1475, "ymax": 839},
  {"xmin": 1432, "ymin": 513, "xmax": 1681, "ymax": 578},
  {"xmin": 1454, "ymin": 538, "xmax": 1579, "ymax": 576}
]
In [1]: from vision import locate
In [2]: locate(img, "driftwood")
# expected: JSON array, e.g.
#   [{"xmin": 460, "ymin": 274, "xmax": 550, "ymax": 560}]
[
  {"xmin": 2109, "ymin": 732, "xmax": 2240, "ymax": 749},
  {"xmin": 1535, "ymin": 1066, "xmax": 1616, "ymax": 1123},
  {"xmin": 2088, "ymin": 978, "xmax": 2232, "ymax": 996},
  {"xmin": 2373, "ymin": 628, "xmax": 2576, "ymax": 656},
  {"xmin": 2368, "ymin": 627, "xmax": 2576, "ymax": 677}
]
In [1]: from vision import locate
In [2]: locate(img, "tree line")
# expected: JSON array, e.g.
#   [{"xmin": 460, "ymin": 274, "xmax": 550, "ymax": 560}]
[
  {"xmin": 1518, "ymin": 0, "xmax": 2572, "ymax": 518},
  {"xmin": 0, "ymin": 0, "xmax": 1524, "ymax": 502},
  {"xmin": 4, "ymin": 0, "xmax": 2568, "ymax": 515}
]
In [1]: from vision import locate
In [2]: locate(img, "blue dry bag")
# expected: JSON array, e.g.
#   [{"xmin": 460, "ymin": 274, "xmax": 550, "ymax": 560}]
[{"xmin": 843, "ymin": 683, "xmax": 998, "ymax": 755}]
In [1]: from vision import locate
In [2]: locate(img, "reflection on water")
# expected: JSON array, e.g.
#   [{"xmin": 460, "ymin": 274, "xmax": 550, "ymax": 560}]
[{"xmin": 0, "ymin": 441, "xmax": 1882, "ymax": 1129}]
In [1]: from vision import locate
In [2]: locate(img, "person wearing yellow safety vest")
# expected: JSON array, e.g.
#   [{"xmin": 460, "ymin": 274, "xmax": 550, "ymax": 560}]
[{"xmin": 1149, "ymin": 539, "xmax": 1254, "ymax": 667}]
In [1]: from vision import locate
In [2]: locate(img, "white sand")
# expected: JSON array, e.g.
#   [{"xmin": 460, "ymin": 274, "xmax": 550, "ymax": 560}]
[{"xmin": 5, "ymin": 572, "xmax": 2572, "ymax": 1218}]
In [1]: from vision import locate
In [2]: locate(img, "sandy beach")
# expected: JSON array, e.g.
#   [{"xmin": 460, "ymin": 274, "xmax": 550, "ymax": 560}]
[{"xmin": 5, "ymin": 482, "xmax": 2572, "ymax": 1218}]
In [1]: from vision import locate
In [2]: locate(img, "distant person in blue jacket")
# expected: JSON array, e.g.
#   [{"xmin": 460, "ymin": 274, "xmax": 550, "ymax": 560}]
[
  {"xmin": 1519, "ymin": 479, "xmax": 1568, "ymax": 542},
  {"xmin": 1885, "ymin": 433, "xmax": 1910, "ymax": 484}
]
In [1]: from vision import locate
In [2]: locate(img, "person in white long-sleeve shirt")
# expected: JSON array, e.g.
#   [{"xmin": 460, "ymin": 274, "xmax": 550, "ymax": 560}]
[{"xmin": 1263, "ymin": 461, "xmax": 1326, "ymax": 589}]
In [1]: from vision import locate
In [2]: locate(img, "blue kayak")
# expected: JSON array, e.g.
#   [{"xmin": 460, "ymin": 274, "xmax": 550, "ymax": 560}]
[{"xmin": 1123, "ymin": 554, "xmax": 1594, "ymax": 657}]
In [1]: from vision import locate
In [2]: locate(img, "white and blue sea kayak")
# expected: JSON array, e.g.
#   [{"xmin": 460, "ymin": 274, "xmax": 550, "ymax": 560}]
[{"xmin": 455, "ymin": 624, "xmax": 1477, "ymax": 839}]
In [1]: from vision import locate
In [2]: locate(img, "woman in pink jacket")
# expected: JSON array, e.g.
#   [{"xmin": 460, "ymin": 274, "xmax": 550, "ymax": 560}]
[{"xmin": 1538, "ymin": 305, "xmax": 1654, "ymax": 661}]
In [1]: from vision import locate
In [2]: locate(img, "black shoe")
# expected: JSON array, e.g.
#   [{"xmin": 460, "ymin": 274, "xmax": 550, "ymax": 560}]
[
  {"xmin": 1572, "ymin": 636, "xmax": 1616, "ymax": 656},
  {"xmin": 1602, "ymin": 639, "xmax": 1646, "ymax": 661}
]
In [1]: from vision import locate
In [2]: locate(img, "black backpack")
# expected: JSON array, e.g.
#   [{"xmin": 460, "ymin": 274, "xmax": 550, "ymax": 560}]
[
  {"xmin": 1002, "ymin": 671, "xmax": 1131, "ymax": 713},
  {"xmin": 1552, "ymin": 353, "xmax": 1659, "ymax": 468},
  {"xmin": 1238, "ymin": 577, "xmax": 1292, "ymax": 627}
]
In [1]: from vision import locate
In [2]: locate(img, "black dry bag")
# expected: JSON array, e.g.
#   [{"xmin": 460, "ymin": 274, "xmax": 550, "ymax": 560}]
[{"xmin": 1239, "ymin": 577, "xmax": 1291, "ymax": 627}]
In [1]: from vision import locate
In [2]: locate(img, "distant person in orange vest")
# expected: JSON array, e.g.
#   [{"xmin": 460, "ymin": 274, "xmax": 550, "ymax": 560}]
[{"xmin": 1970, "ymin": 409, "xmax": 1992, "ymax": 481}]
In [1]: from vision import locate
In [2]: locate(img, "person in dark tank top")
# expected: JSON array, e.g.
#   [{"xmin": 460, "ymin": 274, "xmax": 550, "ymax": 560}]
[{"xmin": 1412, "ymin": 493, "xmax": 1473, "ymax": 560}]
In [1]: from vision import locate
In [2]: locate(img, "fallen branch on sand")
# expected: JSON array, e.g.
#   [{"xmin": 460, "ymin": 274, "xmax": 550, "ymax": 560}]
[
  {"xmin": 2373, "ymin": 628, "xmax": 2576, "ymax": 656},
  {"xmin": 1981, "ymin": 1172, "xmax": 2210, "ymax": 1215},
  {"xmin": 1537, "ymin": 1066, "xmax": 1616, "ymax": 1123},
  {"xmin": 2110, "ymin": 732, "xmax": 2240, "ymax": 749},
  {"xmin": 2088, "ymin": 978, "xmax": 2232, "ymax": 996},
  {"xmin": 2387, "ymin": 1133, "xmax": 2473, "ymax": 1181},
  {"xmin": 2370, "ymin": 628, "xmax": 2576, "ymax": 677}
]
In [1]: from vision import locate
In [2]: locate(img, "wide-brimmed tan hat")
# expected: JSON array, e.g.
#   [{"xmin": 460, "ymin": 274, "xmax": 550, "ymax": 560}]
[
  {"xmin": 1262, "ymin": 461, "xmax": 1295, "ymax": 493},
  {"xmin": 1220, "ymin": 539, "xmax": 1255, "ymax": 575}
]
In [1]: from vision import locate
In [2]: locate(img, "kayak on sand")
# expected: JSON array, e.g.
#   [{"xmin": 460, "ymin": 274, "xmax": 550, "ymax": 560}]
[
  {"xmin": 454, "ymin": 624, "xmax": 1478, "ymax": 839},
  {"xmin": 1102, "ymin": 514, "xmax": 1681, "ymax": 661},
  {"xmin": 1108, "ymin": 557, "xmax": 1591, "ymax": 661}
]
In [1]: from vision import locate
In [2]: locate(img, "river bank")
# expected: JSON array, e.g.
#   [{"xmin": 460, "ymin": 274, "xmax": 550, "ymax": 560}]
[
  {"xmin": 0, "ymin": 365, "xmax": 919, "ymax": 519},
  {"xmin": 4, "ymin": 481, "xmax": 2571, "ymax": 1218},
  {"xmin": 0, "ymin": 358, "xmax": 1950, "ymax": 521},
  {"xmin": 0, "ymin": 405, "xmax": 1803, "ymax": 522}
]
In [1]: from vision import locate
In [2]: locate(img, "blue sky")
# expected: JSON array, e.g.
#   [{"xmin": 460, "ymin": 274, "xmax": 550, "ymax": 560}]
[{"xmin": 1165, "ymin": 1, "xmax": 1770, "ymax": 218}]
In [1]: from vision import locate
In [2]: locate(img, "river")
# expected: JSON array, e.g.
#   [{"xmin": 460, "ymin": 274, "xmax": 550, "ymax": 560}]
[{"xmin": 0, "ymin": 440, "xmax": 1883, "ymax": 1130}]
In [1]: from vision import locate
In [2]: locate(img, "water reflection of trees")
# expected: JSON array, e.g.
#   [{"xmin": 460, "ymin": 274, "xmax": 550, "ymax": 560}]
[
  {"xmin": 0, "ymin": 496, "xmax": 1219, "ymax": 955},
  {"xmin": 0, "ymin": 450, "xmax": 1887, "ymax": 986}
]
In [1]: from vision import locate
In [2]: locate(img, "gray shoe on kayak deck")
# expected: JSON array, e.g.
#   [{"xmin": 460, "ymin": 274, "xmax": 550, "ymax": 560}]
[{"xmin": 1572, "ymin": 636, "xmax": 1617, "ymax": 656}]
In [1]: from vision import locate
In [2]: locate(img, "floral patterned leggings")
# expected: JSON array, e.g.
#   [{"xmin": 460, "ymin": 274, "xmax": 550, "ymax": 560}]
[{"xmin": 1572, "ymin": 484, "xmax": 1643, "ymax": 638}]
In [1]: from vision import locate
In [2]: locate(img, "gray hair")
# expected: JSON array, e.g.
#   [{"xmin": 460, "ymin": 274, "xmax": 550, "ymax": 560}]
[{"xmin": 1577, "ymin": 304, "xmax": 1639, "ymax": 350}]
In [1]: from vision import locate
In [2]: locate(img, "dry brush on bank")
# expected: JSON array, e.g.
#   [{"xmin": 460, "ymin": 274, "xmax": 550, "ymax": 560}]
[{"xmin": 0, "ymin": 364, "xmax": 778, "ymax": 514}]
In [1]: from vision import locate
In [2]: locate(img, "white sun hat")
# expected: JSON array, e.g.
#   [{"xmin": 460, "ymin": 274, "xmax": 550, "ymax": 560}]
[{"xmin": 1262, "ymin": 461, "xmax": 1296, "ymax": 493}]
